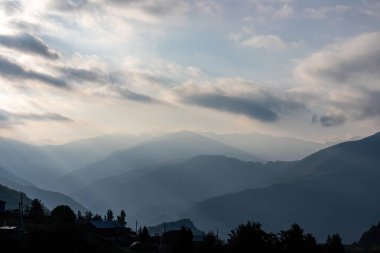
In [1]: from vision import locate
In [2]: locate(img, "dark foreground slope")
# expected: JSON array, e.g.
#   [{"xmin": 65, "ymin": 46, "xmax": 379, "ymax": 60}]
[
  {"xmin": 185, "ymin": 132, "xmax": 380, "ymax": 242},
  {"xmin": 0, "ymin": 183, "xmax": 32, "ymax": 210},
  {"xmin": 0, "ymin": 167, "xmax": 87, "ymax": 212}
]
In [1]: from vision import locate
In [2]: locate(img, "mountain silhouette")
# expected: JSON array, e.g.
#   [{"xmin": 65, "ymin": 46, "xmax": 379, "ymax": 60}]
[
  {"xmin": 0, "ymin": 183, "xmax": 32, "ymax": 210},
  {"xmin": 0, "ymin": 166, "xmax": 33, "ymax": 187},
  {"xmin": 73, "ymin": 155, "xmax": 291, "ymax": 224},
  {"xmin": 41, "ymin": 133, "xmax": 142, "ymax": 174},
  {"xmin": 61, "ymin": 131, "xmax": 262, "ymax": 193},
  {"xmin": 0, "ymin": 166, "xmax": 87, "ymax": 213},
  {"xmin": 184, "ymin": 132, "xmax": 380, "ymax": 242},
  {"xmin": 0, "ymin": 137, "xmax": 64, "ymax": 189},
  {"xmin": 147, "ymin": 218, "xmax": 203, "ymax": 236},
  {"xmin": 0, "ymin": 134, "xmax": 143, "ymax": 191},
  {"xmin": 358, "ymin": 221, "xmax": 380, "ymax": 246},
  {"xmin": 203, "ymin": 132, "xmax": 332, "ymax": 161}
]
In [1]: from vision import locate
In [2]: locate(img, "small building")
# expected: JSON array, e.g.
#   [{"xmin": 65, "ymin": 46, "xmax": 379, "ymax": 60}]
[
  {"xmin": 90, "ymin": 220, "xmax": 121, "ymax": 229},
  {"xmin": 0, "ymin": 200, "xmax": 5, "ymax": 213},
  {"xmin": 89, "ymin": 220, "xmax": 123, "ymax": 236}
]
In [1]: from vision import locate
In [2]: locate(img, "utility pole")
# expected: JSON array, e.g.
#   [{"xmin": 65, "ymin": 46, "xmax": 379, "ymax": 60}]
[
  {"xmin": 19, "ymin": 193, "xmax": 24, "ymax": 230},
  {"xmin": 20, "ymin": 193, "xmax": 23, "ymax": 215},
  {"xmin": 160, "ymin": 223, "xmax": 167, "ymax": 253}
]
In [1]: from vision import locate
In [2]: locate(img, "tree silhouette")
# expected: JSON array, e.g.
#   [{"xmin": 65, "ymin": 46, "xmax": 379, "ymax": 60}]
[
  {"xmin": 197, "ymin": 232, "xmax": 223, "ymax": 253},
  {"xmin": 117, "ymin": 209, "xmax": 126, "ymax": 226},
  {"xmin": 84, "ymin": 211, "xmax": 93, "ymax": 221},
  {"xmin": 163, "ymin": 226, "xmax": 193, "ymax": 253},
  {"xmin": 326, "ymin": 233, "xmax": 345, "ymax": 253},
  {"xmin": 228, "ymin": 221, "xmax": 277, "ymax": 253},
  {"xmin": 51, "ymin": 205, "xmax": 76, "ymax": 224},
  {"xmin": 29, "ymin": 198, "xmax": 44, "ymax": 218},
  {"xmin": 279, "ymin": 224, "xmax": 318, "ymax": 253},
  {"xmin": 77, "ymin": 210, "xmax": 85, "ymax": 222},
  {"xmin": 138, "ymin": 226, "xmax": 151, "ymax": 243},
  {"xmin": 106, "ymin": 209, "xmax": 114, "ymax": 221},
  {"xmin": 93, "ymin": 214, "xmax": 102, "ymax": 221}
]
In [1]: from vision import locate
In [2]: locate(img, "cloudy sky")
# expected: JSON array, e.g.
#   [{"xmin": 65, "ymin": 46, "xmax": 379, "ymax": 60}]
[{"xmin": 0, "ymin": 0, "xmax": 379, "ymax": 144}]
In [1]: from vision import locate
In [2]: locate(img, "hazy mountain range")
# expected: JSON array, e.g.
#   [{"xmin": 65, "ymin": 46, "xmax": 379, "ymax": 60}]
[
  {"xmin": 59, "ymin": 131, "xmax": 262, "ymax": 193},
  {"xmin": 202, "ymin": 132, "xmax": 332, "ymax": 161},
  {"xmin": 72, "ymin": 155, "xmax": 293, "ymax": 224},
  {"xmin": 0, "ymin": 166, "xmax": 86, "ymax": 212},
  {"xmin": 40, "ymin": 134, "xmax": 143, "ymax": 174},
  {"xmin": 1, "ymin": 130, "xmax": 379, "ymax": 243},
  {"xmin": 0, "ymin": 134, "xmax": 142, "ymax": 190},
  {"xmin": 184, "ymin": 132, "xmax": 380, "ymax": 242}
]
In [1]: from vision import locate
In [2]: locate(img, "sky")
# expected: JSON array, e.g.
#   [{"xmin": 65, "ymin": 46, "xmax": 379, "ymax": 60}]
[{"xmin": 0, "ymin": 0, "xmax": 380, "ymax": 144}]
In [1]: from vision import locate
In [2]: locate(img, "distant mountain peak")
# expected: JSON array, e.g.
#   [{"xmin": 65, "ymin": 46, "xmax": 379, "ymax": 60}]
[
  {"xmin": 187, "ymin": 154, "xmax": 244, "ymax": 164},
  {"xmin": 147, "ymin": 218, "xmax": 203, "ymax": 236},
  {"xmin": 161, "ymin": 131, "xmax": 207, "ymax": 140}
]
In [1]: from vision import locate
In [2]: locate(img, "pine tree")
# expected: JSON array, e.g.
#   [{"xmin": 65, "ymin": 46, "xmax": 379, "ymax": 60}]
[
  {"xmin": 117, "ymin": 209, "xmax": 126, "ymax": 226},
  {"xmin": 326, "ymin": 233, "xmax": 345, "ymax": 253},
  {"xmin": 106, "ymin": 209, "xmax": 114, "ymax": 221},
  {"xmin": 84, "ymin": 211, "xmax": 93, "ymax": 221},
  {"xmin": 29, "ymin": 198, "xmax": 44, "ymax": 218}
]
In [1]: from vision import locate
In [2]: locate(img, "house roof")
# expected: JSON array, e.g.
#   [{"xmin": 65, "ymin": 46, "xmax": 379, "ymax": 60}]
[{"xmin": 90, "ymin": 220, "xmax": 121, "ymax": 229}]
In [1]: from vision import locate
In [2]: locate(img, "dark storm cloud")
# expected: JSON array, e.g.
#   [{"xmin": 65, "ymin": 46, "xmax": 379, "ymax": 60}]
[
  {"xmin": 319, "ymin": 114, "xmax": 346, "ymax": 127},
  {"xmin": 298, "ymin": 33, "xmax": 380, "ymax": 86},
  {"xmin": 59, "ymin": 67, "xmax": 104, "ymax": 82},
  {"xmin": 59, "ymin": 67, "xmax": 124, "ymax": 85},
  {"xmin": 0, "ymin": 56, "xmax": 68, "ymax": 88},
  {"xmin": 314, "ymin": 51, "xmax": 380, "ymax": 84},
  {"xmin": 183, "ymin": 93, "xmax": 305, "ymax": 122},
  {"xmin": 310, "ymin": 89, "xmax": 380, "ymax": 127},
  {"xmin": 0, "ymin": 108, "xmax": 72, "ymax": 128},
  {"xmin": 113, "ymin": 86, "xmax": 158, "ymax": 104},
  {"xmin": 0, "ymin": 33, "xmax": 59, "ymax": 59},
  {"xmin": 59, "ymin": 66, "xmax": 158, "ymax": 103}
]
